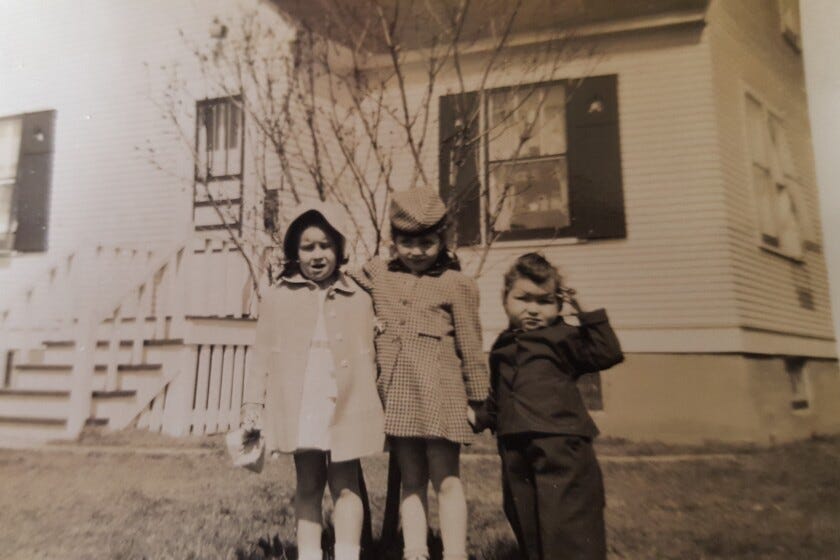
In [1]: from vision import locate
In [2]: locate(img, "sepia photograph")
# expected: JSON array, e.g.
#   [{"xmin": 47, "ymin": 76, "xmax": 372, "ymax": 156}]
[{"xmin": 1, "ymin": 1, "xmax": 839, "ymax": 558}]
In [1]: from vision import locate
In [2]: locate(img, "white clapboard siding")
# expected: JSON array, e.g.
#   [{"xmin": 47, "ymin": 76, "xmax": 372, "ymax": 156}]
[
  {"xmin": 706, "ymin": 0, "xmax": 834, "ymax": 340},
  {"xmin": 0, "ymin": 0, "xmax": 289, "ymax": 298}
]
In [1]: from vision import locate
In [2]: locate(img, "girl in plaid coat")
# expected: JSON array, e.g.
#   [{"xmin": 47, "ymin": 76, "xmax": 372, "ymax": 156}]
[{"xmin": 356, "ymin": 186, "xmax": 489, "ymax": 560}]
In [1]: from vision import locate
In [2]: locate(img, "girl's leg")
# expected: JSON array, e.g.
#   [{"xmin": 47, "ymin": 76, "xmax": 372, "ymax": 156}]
[
  {"xmin": 327, "ymin": 458, "xmax": 364, "ymax": 560},
  {"xmin": 392, "ymin": 437, "xmax": 430, "ymax": 559},
  {"xmin": 294, "ymin": 451, "xmax": 328, "ymax": 560},
  {"xmin": 427, "ymin": 439, "xmax": 467, "ymax": 560}
]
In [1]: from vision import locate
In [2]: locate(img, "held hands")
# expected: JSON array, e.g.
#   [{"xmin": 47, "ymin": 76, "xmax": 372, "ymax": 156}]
[{"xmin": 466, "ymin": 405, "xmax": 477, "ymax": 429}]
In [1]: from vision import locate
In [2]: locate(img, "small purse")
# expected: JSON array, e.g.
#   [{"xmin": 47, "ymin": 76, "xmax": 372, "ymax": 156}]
[{"xmin": 225, "ymin": 428, "xmax": 266, "ymax": 473}]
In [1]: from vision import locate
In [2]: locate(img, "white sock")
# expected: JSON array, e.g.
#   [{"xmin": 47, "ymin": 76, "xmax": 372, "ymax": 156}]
[
  {"xmin": 297, "ymin": 547, "xmax": 322, "ymax": 560},
  {"xmin": 403, "ymin": 546, "xmax": 430, "ymax": 560},
  {"xmin": 333, "ymin": 543, "xmax": 361, "ymax": 560}
]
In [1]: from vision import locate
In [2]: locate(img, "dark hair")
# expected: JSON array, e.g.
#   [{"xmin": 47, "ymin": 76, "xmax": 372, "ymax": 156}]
[
  {"xmin": 502, "ymin": 252, "xmax": 564, "ymax": 300},
  {"xmin": 280, "ymin": 210, "xmax": 346, "ymax": 278}
]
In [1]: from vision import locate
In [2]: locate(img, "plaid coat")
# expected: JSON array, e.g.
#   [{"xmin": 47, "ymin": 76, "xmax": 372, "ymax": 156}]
[{"xmin": 356, "ymin": 257, "xmax": 489, "ymax": 443}]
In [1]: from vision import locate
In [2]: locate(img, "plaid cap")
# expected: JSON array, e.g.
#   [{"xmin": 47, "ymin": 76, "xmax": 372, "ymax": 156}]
[{"xmin": 389, "ymin": 186, "xmax": 447, "ymax": 233}]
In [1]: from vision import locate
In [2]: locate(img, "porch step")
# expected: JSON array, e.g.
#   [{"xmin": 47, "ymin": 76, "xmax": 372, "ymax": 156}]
[
  {"xmin": 42, "ymin": 340, "xmax": 75, "ymax": 348},
  {"xmin": 92, "ymin": 390, "xmax": 137, "ymax": 399},
  {"xmin": 117, "ymin": 364, "xmax": 163, "ymax": 373},
  {"xmin": 144, "ymin": 338, "xmax": 184, "ymax": 347},
  {"xmin": 0, "ymin": 389, "xmax": 70, "ymax": 397},
  {"xmin": 12, "ymin": 362, "xmax": 162, "ymax": 391},
  {"xmin": 0, "ymin": 415, "xmax": 66, "ymax": 426},
  {"xmin": 91, "ymin": 390, "xmax": 137, "ymax": 426},
  {"xmin": 0, "ymin": 416, "xmax": 69, "ymax": 442},
  {"xmin": 14, "ymin": 364, "xmax": 72, "ymax": 372},
  {"xmin": 0, "ymin": 388, "xmax": 70, "ymax": 419}
]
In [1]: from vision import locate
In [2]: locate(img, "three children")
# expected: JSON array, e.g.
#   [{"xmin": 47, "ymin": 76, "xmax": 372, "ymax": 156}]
[{"xmin": 242, "ymin": 189, "xmax": 623, "ymax": 560}]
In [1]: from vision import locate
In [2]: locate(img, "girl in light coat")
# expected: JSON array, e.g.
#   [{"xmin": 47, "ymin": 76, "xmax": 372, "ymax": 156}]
[{"xmin": 241, "ymin": 203, "xmax": 385, "ymax": 560}]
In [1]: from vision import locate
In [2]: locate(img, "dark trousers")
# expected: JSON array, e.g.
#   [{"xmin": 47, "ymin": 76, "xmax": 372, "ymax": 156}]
[{"xmin": 498, "ymin": 434, "xmax": 606, "ymax": 560}]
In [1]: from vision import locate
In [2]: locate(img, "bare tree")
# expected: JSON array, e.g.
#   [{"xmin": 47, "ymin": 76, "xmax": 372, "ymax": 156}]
[{"xmin": 148, "ymin": 0, "xmax": 595, "ymax": 299}]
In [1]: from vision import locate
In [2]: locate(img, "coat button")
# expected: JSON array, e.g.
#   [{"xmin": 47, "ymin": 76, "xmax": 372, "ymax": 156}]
[
  {"xmin": 340, "ymin": 359, "xmax": 349, "ymax": 368},
  {"xmin": 401, "ymin": 298, "xmax": 409, "ymax": 305}
]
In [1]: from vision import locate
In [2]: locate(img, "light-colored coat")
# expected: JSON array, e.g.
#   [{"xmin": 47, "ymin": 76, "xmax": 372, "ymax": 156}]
[{"xmin": 243, "ymin": 272, "xmax": 385, "ymax": 462}]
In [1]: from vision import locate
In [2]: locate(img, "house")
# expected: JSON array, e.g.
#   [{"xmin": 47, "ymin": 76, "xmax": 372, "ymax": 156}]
[{"xmin": 0, "ymin": 0, "xmax": 837, "ymax": 445}]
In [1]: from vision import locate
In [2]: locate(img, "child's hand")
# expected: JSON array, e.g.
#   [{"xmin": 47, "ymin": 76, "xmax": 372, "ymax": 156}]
[
  {"xmin": 240, "ymin": 403, "xmax": 262, "ymax": 436},
  {"xmin": 559, "ymin": 287, "xmax": 584, "ymax": 313},
  {"xmin": 466, "ymin": 406, "xmax": 477, "ymax": 429}
]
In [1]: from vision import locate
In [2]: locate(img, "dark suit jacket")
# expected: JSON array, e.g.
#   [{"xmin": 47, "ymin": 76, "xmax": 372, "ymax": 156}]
[{"xmin": 475, "ymin": 309, "xmax": 623, "ymax": 438}]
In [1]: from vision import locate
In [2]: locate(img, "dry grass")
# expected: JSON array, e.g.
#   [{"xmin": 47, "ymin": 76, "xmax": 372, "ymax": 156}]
[{"xmin": 0, "ymin": 433, "xmax": 838, "ymax": 559}]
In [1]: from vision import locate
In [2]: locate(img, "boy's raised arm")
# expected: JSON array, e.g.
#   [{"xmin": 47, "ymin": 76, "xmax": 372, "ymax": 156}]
[{"xmin": 566, "ymin": 308, "xmax": 624, "ymax": 375}]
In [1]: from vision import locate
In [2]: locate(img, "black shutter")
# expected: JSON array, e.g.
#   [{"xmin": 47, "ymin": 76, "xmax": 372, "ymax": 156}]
[
  {"xmin": 14, "ymin": 110, "xmax": 56, "ymax": 252},
  {"xmin": 439, "ymin": 92, "xmax": 481, "ymax": 246},
  {"xmin": 566, "ymin": 75, "xmax": 626, "ymax": 239}
]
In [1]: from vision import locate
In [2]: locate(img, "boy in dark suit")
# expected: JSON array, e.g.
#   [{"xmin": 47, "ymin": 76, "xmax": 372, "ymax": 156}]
[{"xmin": 470, "ymin": 253, "xmax": 624, "ymax": 560}]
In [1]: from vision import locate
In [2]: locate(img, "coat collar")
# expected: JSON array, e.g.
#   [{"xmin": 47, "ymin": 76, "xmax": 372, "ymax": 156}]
[
  {"xmin": 386, "ymin": 250, "xmax": 461, "ymax": 277},
  {"xmin": 493, "ymin": 317, "xmax": 569, "ymax": 349},
  {"xmin": 279, "ymin": 271, "xmax": 357, "ymax": 294}
]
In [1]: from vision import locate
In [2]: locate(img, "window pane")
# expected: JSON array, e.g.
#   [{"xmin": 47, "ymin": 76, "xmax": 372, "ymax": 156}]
[
  {"xmin": 753, "ymin": 164, "xmax": 778, "ymax": 238},
  {"xmin": 227, "ymin": 102, "xmax": 242, "ymax": 176},
  {"xmin": 768, "ymin": 115, "xmax": 797, "ymax": 177},
  {"xmin": 776, "ymin": 183, "xmax": 803, "ymax": 257},
  {"xmin": 228, "ymin": 102, "xmax": 240, "ymax": 150},
  {"xmin": 0, "ymin": 118, "xmax": 22, "ymax": 181},
  {"xmin": 745, "ymin": 95, "xmax": 768, "ymax": 167},
  {"xmin": 488, "ymin": 84, "xmax": 565, "ymax": 162},
  {"xmin": 0, "ymin": 182, "xmax": 14, "ymax": 236},
  {"xmin": 210, "ymin": 103, "xmax": 227, "ymax": 177},
  {"xmin": 490, "ymin": 158, "xmax": 570, "ymax": 233},
  {"xmin": 196, "ymin": 106, "xmax": 208, "ymax": 182}
]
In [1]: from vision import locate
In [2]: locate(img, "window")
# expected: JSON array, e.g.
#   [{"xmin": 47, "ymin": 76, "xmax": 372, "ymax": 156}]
[
  {"xmin": 440, "ymin": 75, "xmax": 626, "ymax": 245},
  {"xmin": 194, "ymin": 96, "xmax": 244, "ymax": 232},
  {"xmin": 0, "ymin": 118, "xmax": 22, "ymax": 251},
  {"xmin": 785, "ymin": 357, "xmax": 810, "ymax": 411},
  {"xmin": 0, "ymin": 111, "xmax": 55, "ymax": 253},
  {"xmin": 744, "ymin": 93, "xmax": 806, "ymax": 260}
]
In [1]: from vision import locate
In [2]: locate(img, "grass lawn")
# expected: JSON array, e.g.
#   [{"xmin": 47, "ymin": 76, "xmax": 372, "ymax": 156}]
[{"xmin": 1, "ymin": 432, "xmax": 839, "ymax": 560}]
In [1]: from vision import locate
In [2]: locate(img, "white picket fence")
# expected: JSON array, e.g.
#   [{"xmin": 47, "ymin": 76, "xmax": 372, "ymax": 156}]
[{"xmin": 137, "ymin": 340, "xmax": 254, "ymax": 436}]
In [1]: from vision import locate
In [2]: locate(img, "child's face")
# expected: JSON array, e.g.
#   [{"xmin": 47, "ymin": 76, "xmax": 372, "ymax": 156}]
[
  {"xmin": 298, "ymin": 225, "xmax": 338, "ymax": 284},
  {"xmin": 504, "ymin": 276, "xmax": 559, "ymax": 331},
  {"xmin": 394, "ymin": 231, "xmax": 442, "ymax": 274}
]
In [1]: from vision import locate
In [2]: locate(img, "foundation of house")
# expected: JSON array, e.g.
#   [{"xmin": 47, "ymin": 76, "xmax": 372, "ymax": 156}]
[{"xmin": 594, "ymin": 353, "xmax": 840, "ymax": 444}]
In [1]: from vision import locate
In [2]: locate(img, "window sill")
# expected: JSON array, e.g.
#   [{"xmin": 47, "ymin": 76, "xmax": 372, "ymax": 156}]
[
  {"xmin": 759, "ymin": 243, "xmax": 805, "ymax": 264},
  {"xmin": 481, "ymin": 236, "xmax": 587, "ymax": 250}
]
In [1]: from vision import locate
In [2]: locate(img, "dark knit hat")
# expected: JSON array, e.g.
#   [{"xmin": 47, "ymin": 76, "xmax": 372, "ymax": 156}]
[{"xmin": 389, "ymin": 186, "xmax": 448, "ymax": 233}]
